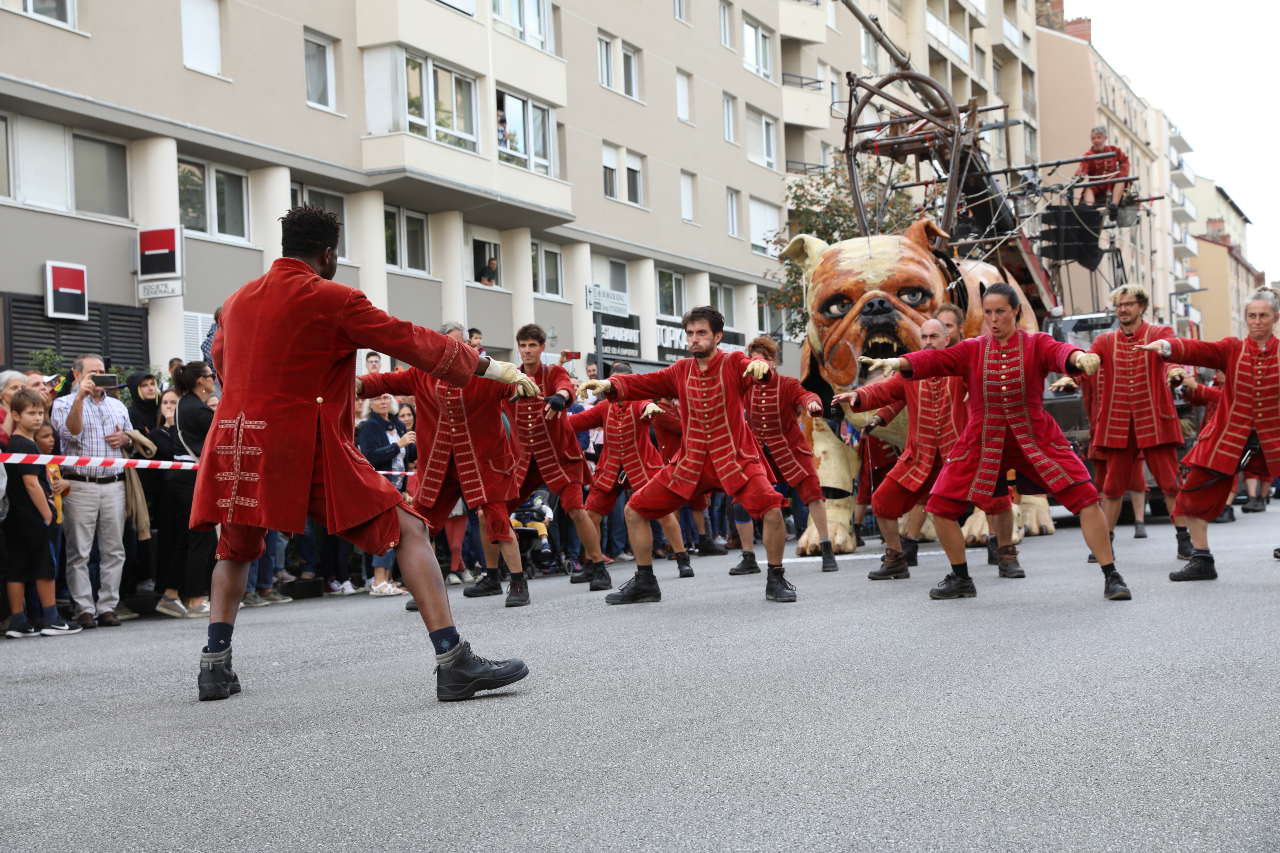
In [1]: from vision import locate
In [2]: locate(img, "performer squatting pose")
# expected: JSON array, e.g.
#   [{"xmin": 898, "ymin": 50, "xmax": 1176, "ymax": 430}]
[{"xmin": 191, "ymin": 205, "xmax": 535, "ymax": 702}]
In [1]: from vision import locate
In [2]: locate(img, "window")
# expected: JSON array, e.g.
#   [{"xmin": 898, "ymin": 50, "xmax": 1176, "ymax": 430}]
[
  {"xmin": 993, "ymin": 62, "xmax": 1003, "ymax": 98},
  {"xmin": 404, "ymin": 212, "xmax": 428, "ymax": 271},
  {"xmin": 603, "ymin": 144, "xmax": 618, "ymax": 198},
  {"xmin": 384, "ymin": 207, "xmax": 399, "ymax": 267},
  {"xmin": 16, "ymin": 116, "xmax": 69, "ymax": 210},
  {"xmin": 304, "ymin": 32, "xmax": 336, "ymax": 110},
  {"xmin": 598, "ymin": 37, "xmax": 614, "ymax": 88},
  {"xmin": 657, "ymin": 270, "xmax": 686, "ymax": 317},
  {"xmin": 178, "ymin": 158, "xmax": 249, "ymax": 239},
  {"xmin": 609, "ymin": 259, "xmax": 628, "ymax": 292},
  {"xmin": 0, "ymin": 117, "xmax": 10, "ymax": 198},
  {"xmin": 743, "ymin": 18, "xmax": 771, "ymax": 78},
  {"xmin": 533, "ymin": 243, "xmax": 561, "ymax": 296},
  {"xmin": 72, "ymin": 135, "xmax": 128, "ymax": 218},
  {"xmin": 676, "ymin": 71, "xmax": 691, "ymax": 122},
  {"xmin": 680, "ymin": 172, "xmax": 694, "ymax": 222},
  {"xmin": 626, "ymin": 152, "xmax": 643, "ymax": 204},
  {"xmin": 827, "ymin": 0, "xmax": 837, "ymax": 28},
  {"xmin": 25, "ymin": 0, "xmax": 74, "ymax": 26},
  {"xmin": 829, "ymin": 68, "xmax": 841, "ymax": 104},
  {"xmin": 181, "ymin": 0, "xmax": 222, "ymax": 76},
  {"xmin": 862, "ymin": 28, "xmax": 880, "ymax": 74},
  {"xmin": 758, "ymin": 291, "xmax": 783, "ymax": 334},
  {"xmin": 749, "ymin": 198, "xmax": 780, "ymax": 256},
  {"xmin": 179, "ymin": 161, "xmax": 207, "ymax": 230},
  {"xmin": 973, "ymin": 45, "xmax": 986, "ymax": 81},
  {"xmin": 710, "ymin": 282, "xmax": 736, "ymax": 327},
  {"xmin": 494, "ymin": 0, "xmax": 547, "ymax": 49},
  {"xmin": 745, "ymin": 107, "xmax": 776, "ymax": 170},
  {"xmin": 726, "ymin": 188, "xmax": 739, "ymax": 236},
  {"xmin": 722, "ymin": 94, "xmax": 736, "ymax": 141},
  {"xmin": 215, "ymin": 170, "xmax": 246, "ymax": 236},
  {"xmin": 674, "ymin": 0, "xmax": 687, "ymax": 22},
  {"xmin": 303, "ymin": 187, "xmax": 346, "ymax": 257},
  {"xmin": 719, "ymin": 2, "xmax": 732, "ymax": 46},
  {"xmin": 405, "ymin": 56, "xmax": 479, "ymax": 153},
  {"xmin": 1024, "ymin": 125, "xmax": 1037, "ymax": 160},
  {"xmin": 622, "ymin": 47, "xmax": 639, "ymax": 98}
]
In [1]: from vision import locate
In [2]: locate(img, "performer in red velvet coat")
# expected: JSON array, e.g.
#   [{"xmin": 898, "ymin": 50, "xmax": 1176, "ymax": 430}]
[
  {"xmin": 509, "ymin": 324, "xmax": 607, "ymax": 583},
  {"xmin": 727, "ymin": 336, "xmax": 837, "ymax": 574},
  {"xmin": 1137, "ymin": 288, "xmax": 1280, "ymax": 581},
  {"xmin": 835, "ymin": 318, "xmax": 1018, "ymax": 580},
  {"xmin": 358, "ymin": 323, "xmax": 534, "ymax": 607},
  {"xmin": 578, "ymin": 306, "xmax": 793, "ymax": 605},
  {"xmin": 566, "ymin": 363, "xmax": 691, "ymax": 586},
  {"xmin": 192, "ymin": 206, "xmax": 535, "ymax": 703},
  {"xmin": 861, "ymin": 283, "xmax": 1131, "ymax": 602}
]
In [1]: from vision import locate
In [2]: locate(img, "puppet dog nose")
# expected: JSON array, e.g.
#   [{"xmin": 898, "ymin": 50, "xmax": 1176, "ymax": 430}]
[{"xmin": 862, "ymin": 297, "xmax": 894, "ymax": 316}]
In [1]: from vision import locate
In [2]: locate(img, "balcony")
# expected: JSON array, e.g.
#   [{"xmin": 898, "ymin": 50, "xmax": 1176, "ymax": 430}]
[
  {"xmin": 1171, "ymin": 157, "xmax": 1195, "ymax": 189},
  {"xmin": 782, "ymin": 82, "xmax": 831, "ymax": 129},
  {"xmin": 1003, "ymin": 16, "xmax": 1020, "ymax": 48},
  {"xmin": 1169, "ymin": 126, "xmax": 1192, "ymax": 155},
  {"xmin": 1175, "ymin": 272, "xmax": 1203, "ymax": 294},
  {"xmin": 778, "ymin": 0, "xmax": 827, "ymax": 43},
  {"xmin": 786, "ymin": 160, "xmax": 827, "ymax": 175},
  {"xmin": 926, "ymin": 9, "xmax": 970, "ymax": 63},
  {"xmin": 1170, "ymin": 185, "xmax": 1197, "ymax": 224},
  {"xmin": 1173, "ymin": 231, "xmax": 1199, "ymax": 260},
  {"xmin": 781, "ymin": 72, "xmax": 823, "ymax": 91},
  {"xmin": 1021, "ymin": 90, "xmax": 1036, "ymax": 119}
]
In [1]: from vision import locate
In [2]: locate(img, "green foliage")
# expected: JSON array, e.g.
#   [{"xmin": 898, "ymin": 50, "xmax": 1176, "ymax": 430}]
[
  {"xmin": 764, "ymin": 158, "xmax": 935, "ymax": 338},
  {"xmin": 25, "ymin": 347, "xmax": 64, "ymax": 377}
]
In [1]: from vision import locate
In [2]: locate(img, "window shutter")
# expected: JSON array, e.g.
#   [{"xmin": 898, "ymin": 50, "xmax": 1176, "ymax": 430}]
[
  {"xmin": 746, "ymin": 108, "xmax": 763, "ymax": 164},
  {"xmin": 680, "ymin": 173, "xmax": 694, "ymax": 221},
  {"xmin": 676, "ymin": 72, "xmax": 690, "ymax": 121},
  {"xmin": 17, "ymin": 116, "xmax": 69, "ymax": 210},
  {"xmin": 181, "ymin": 0, "xmax": 222, "ymax": 75},
  {"xmin": 602, "ymin": 144, "xmax": 618, "ymax": 170}
]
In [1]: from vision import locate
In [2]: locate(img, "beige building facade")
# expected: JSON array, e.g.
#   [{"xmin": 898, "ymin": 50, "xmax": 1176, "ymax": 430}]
[{"xmin": 1188, "ymin": 236, "xmax": 1264, "ymax": 342}]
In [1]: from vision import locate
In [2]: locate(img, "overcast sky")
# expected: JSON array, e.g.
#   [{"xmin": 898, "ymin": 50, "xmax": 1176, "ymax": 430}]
[{"xmin": 1065, "ymin": 0, "xmax": 1279, "ymax": 282}]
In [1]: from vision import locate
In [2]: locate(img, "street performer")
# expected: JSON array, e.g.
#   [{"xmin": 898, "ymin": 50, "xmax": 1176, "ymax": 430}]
[
  {"xmin": 734, "ymin": 335, "xmax": 837, "ymax": 574},
  {"xmin": 192, "ymin": 205, "xmax": 535, "ymax": 702},
  {"xmin": 833, "ymin": 318, "xmax": 1021, "ymax": 581},
  {"xmin": 1136, "ymin": 288, "xmax": 1280, "ymax": 581},
  {"xmin": 566, "ymin": 363, "xmax": 694, "ymax": 588},
  {"xmin": 1075, "ymin": 125, "xmax": 1130, "ymax": 209},
  {"xmin": 859, "ymin": 283, "xmax": 1132, "ymax": 602},
  {"xmin": 356, "ymin": 322, "xmax": 536, "ymax": 608},
  {"xmin": 1057, "ymin": 284, "xmax": 1191, "ymax": 561},
  {"xmin": 577, "ymin": 306, "xmax": 794, "ymax": 605}
]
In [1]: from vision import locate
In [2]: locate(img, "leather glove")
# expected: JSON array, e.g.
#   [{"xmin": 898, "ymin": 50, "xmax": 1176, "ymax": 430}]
[
  {"xmin": 742, "ymin": 359, "xmax": 771, "ymax": 381},
  {"xmin": 862, "ymin": 414, "xmax": 883, "ymax": 434},
  {"xmin": 577, "ymin": 379, "xmax": 612, "ymax": 400},
  {"xmin": 484, "ymin": 359, "xmax": 540, "ymax": 397},
  {"xmin": 1167, "ymin": 367, "xmax": 1188, "ymax": 384},
  {"xmin": 640, "ymin": 403, "xmax": 664, "ymax": 419},
  {"xmin": 546, "ymin": 392, "xmax": 568, "ymax": 412},
  {"xmin": 355, "ymin": 377, "xmax": 364, "ymax": 396},
  {"xmin": 858, "ymin": 356, "xmax": 906, "ymax": 378},
  {"xmin": 1075, "ymin": 353, "xmax": 1102, "ymax": 376},
  {"xmin": 1049, "ymin": 376, "xmax": 1077, "ymax": 392}
]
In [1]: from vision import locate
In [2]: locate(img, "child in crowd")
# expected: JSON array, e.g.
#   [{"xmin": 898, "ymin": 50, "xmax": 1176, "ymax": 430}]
[
  {"xmin": 510, "ymin": 490, "xmax": 554, "ymax": 566},
  {"xmin": 5, "ymin": 389, "xmax": 79, "ymax": 638}
]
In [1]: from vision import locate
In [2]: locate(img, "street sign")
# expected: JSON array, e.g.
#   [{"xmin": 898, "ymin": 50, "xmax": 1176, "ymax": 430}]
[
  {"xmin": 138, "ymin": 279, "xmax": 184, "ymax": 300},
  {"xmin": 45, "ymin": 262, "xmax": 88, "ymax": 321},
  {"xmin": 586, "ymin": 284, "xmax": 629, "ymax": 318},
  {"xmin": 137, "ymin": 226, "xmax": 183, "ymax": 281}
]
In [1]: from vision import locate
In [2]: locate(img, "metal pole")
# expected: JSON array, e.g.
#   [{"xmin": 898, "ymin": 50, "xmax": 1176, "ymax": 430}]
[
  {"xmin": 839, "ymin": 0, "xmax": 949, "ymax": 115},
  {"xmin": 594, "ymin": 312, "xmax": 604, "ymax": 379}
]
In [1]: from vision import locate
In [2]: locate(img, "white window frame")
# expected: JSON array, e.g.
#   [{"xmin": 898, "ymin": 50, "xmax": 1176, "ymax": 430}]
[
  {"xmin": 656, "ymin": 269, "xmax": 686, "ymax": 319},
  {"xmin": 298, "ymin": 184, "xmax": 349, "ymax": 259},
  {"xmin": 0, "ymin": 113, "xmax": 10, "ymax": 200},
  {"xmin": 69, "ymin": 129, "xmax": 132, "ymax": 222},
  {"xmin": 723, "ymin": 94, "xmax": 736, "ymax": 142},
  {"xmin": 532, "ymin": 240, "xmax": 563, "ymax": 297},
  {"xmin": 743, "ymin": 17, "xmax": 772, "ymax": 79},
  {"xmin": 622, "ymin": 46, "xmax": 640, "ymax": 99},
  {"xmin": 749, "ymin": 197, "xmax": 780, "ymax": 257},
  {"xmin": 674, "ymin": 0, "xmax": 688, "ymax": 23},
  {"xmin": 763, "ymin": 115, "xmax": 776, "ymax": 169},
  {"xmin": 625, "ymin": 151, "xmax": 643, "ymax": 205},
  {"xmin": 178, "ymin": 155, "xmax": 250, "ymax": 242},
  {"xmin": 862, "ymin": 28, "xmax": 879, "ymax": 74},
  {"xmin": 603, "ymin": 143, "xmax": 618, "ymax": 199},
  {"xmin": 719, "ymin": 2, "xmax": 733, "ymax": 47},
  {"xmin": 405, "ymin": 54, "xmax": 480, "ymax": 153},
  {"xmin": 384, "ymin": 205, "xmax": 430, "ymax": 274},
  {"xmin": 304, "ymin": 31, "xmax": 337, "ymax": 112},
  {"xmin": 181, "ymin": 0, "xmax": 223, "ymax": 77},
  {"xmin": 497, "ymin": 88, "xmax": 555, "ymax": 176},
  {"xmin": 494, "ymin": 0, "xmax": 549, "ymax": 51},
  {"xmin": 680, "ymin": 171, "xmax": 695, "ymax": 222},
  {"xmin": 23, "ymin": 0, "xmax": 76, "ymax": 28},
  {"xmin": 608, "ymin": 258, "xmax": 629, "ymax": 293},
  {"xmin": 827, "ymin": 0, "xmax": 838, "ymax": 29},
  {"xmin": 598, "ymin": 36, "xmax": 614, "ymax": 89},
  {"xmin": 726, "ymin": 188, "xmax": 740, "ymax": 236},
  {"xmin": 676, "ymin": 71, "xmax": 691, "ymax": 122},
  {"xmin": 710, "ymin": 281, "xmax": 736, "ymax": 328}
]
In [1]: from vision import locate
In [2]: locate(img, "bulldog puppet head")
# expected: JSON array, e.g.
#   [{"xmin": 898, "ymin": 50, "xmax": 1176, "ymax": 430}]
[{"xmin": 781, "ymin": 219, "xmax": 953, "ymax": 391}]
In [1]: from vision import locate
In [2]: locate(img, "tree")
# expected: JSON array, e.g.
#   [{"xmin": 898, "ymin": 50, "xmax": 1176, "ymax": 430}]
[
  {"xmin": 765, "ymin": 158, "xmax": 936, "ymax": 338},
  {"xmin": 26, "ymin": 347, "xmax": 64, "ymax": 377}
]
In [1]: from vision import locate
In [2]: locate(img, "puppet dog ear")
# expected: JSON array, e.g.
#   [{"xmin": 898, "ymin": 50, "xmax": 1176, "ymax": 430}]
[{"xmin": 780, "ymin": 235, "xmax": 831, "ymax": 282}]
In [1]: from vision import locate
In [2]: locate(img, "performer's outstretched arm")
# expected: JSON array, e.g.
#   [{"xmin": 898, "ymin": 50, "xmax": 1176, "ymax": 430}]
[
  {"xmin": 1136, "ymin": 336, "xmax": 1233, "ymax": 373},
  {"xmin": 339, "ymin": 289, "xmax": 480, "ymax": 387}
]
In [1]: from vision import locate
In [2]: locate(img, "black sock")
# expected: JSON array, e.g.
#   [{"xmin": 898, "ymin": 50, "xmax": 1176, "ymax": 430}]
[
  {"xmin": 768, "ymin": 564, "xmax": 784, "ymax": 573},
  {"xmin": 1100, "ymin": 562, "xmax": 1116, "ymax": 576},
  {"xmin": 429, "ymin": 626, "xmax": 460, "ymax": 655},
  {"xmin": 1191, "ymin": 548, "xmax": 1213, "ymax": 560},
  {"xmin": 205, "ymin": 622, "xmax": 233, "ymax": 654},
  {"xmin": 42, "ymin": 605, "xmax": 60, "ymax": 626},
  {"xmin": 487, "ymin": 567, "xmax": 501, "ymax": 581},
  {"xmin": 1175, "ymin": 525, "xmax": 1188, "ymax": 535},
  {"xmin": 951, "ymin": 562, "xmax": 970, "ymax": 579},
  {"xmin": 637, "ymin": 564, "xmax": 654, "ymax": 576}
]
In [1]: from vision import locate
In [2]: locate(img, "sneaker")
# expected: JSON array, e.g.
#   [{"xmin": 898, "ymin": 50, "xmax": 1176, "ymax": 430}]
[
  {"xmin": 506, "ymin": 575, "xmax": 530, "ymax": 607},
  {"xmin": 115, "ymin": 606, "xmax": 139, "ymax": 622},
  {"xmin": 275, "ymin": 569, "xmax": 298, "ymax": 584},
  {"xmin": 613, "ymin": 550, "xmax": 635, "ymax": 562},
  {"xmin": 765, "ymin": 568, "xmax": 797, "ymax": 603},
  {"xmin": 697, "ymin": 535, "xmax": 727, "ymax": 556},
  {"xmin": 198, "ymin": 647, "xmax": 241, "ymax": 701},
  {"xmin": 729, "ymin": 550, "xmax": 761, "ymax": 575},
  {"xmin": 1104, "ymin": 570, "xmax": 1132, "ymax": 600},
  {"xmin": 6, "ymin": 622, "xmax": 39, "ymax": 639},
  {"xmin": 1177, "ymin": 529, "xmax": 1194, "ymax": 560},
  {"xmin": 299, "ymin": 571, "xmax": 317, "ymax": 580},
  {"xmin": 446, "ymin": 571, "xmax": 462, "ymax": 585},
  {"xmin": 435, "ymin": 641, "xmax": 529, "ymax": 702},
  {"xmin": 40, "ymin": 619, "xmax": 82, "ymax": 636},
  {"xmin": 713, "ymin": 535, "xmax": 727, "ymax": 546},
  {"xmin": 929, "ymin": 573, "xmax": 977, "ymax": 600},
  {"xmin": 602, "ymin": 555, "xmax": 614, "ymax": 565},
  {"xmin": 459, "ymin": 569, "xmax": 475, "ymax": 583},
  {"xmin": 371, "ymin": 581, "xmax": 407, "ymax": 597},
  {"xmin": 676, "ymin": 552, "xmax": 694, "ymax": 578},
  {"xmin": 1170, "ymin": 555, "xmax": 1217, "ymax": 581},
  {"xmin": 589, "ymin": 562, "xmax": 613, "ymax": 591},
  {"xmin": 339, "ymin": 580, "xmax": 361, "ymax": 595},
  {"xmin": 901, "ymin": 537, "xmax": 919, "ymax": 567},
  {"xmin": 569, "ymin": 562, "xmax": 593, "ymax": 584},
  {"xmin": 463, "ymin": 573, "xmax": 503, "ymax": 597},
  {"xmin": 820, "ymin": 540, "xmax": 838, "ymax": 572},
  {"xmin": 241, "ymin": 591, "xmax": 269, "ymax": 608},
  {"xmin": 155, "ymin": 596, "xmax": 188, "ymax": 618},
  {"xmin": 605, "ymin": 571, "xmax": 661, "ymax": 605},
  {"xmin": 1133, "ymin": 522, "xmax": 1148, "ymax": 539},
  {"xmin": 996, "ymin": 545, "xmax": 1025, "ymax": 579},
  {"xmin": 322, "ymin": 579, "xmax": 343, "ymax": 596},
  {"xmin": 185, "ymin": 601, "xmax": 211, "ymax": 618},
  {"xmin": 258, "ymin": 589, "xmax": 293, "ymax": 604},
  {"xmin": 868, "ymin": 549, "xmax": 910, "ymax": 580},
  {"xmin": 136, "ymin": 579, "xmax": 156, "ymax": 594}
]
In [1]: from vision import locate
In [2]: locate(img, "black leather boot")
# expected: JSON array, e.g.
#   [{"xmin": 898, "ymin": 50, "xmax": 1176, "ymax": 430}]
[{"xmin": 435, "ymin": 641, "xmax": 529, "ymax": 702}]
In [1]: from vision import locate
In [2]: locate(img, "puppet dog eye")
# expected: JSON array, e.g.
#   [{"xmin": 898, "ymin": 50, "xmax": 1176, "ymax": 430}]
[
  {"xmin": 820, "ymin": 297, "xmax": 855, "ymax": 319},
  {"xmin": 897, "ymin": 287, "xmax": 929, "ymax": 307}
]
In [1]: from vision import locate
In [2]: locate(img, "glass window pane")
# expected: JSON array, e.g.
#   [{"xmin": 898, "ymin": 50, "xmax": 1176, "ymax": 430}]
[
  {"xmin": 72, "ymin": 135, "xmax": 128, "ymax": 217},
  {"xmin": 406, "ymin": 58, "xmax": 426, "ymax": 133},
  {"xmin": 31, "ymin": 0, "xmax": 71, "ymax": 23},
  {"xmin": 215, "ymin": 170, "xmax": 246, "ymax": 237},
  {"xmin": 500, "ymin": 92, "xmax": 527, "ymax": 161},
  {"xmin": 543, "ymin": 249, "xmax": 560, "ymax": 296},
  {"xmin": 609, "ymin": 259, "xmax": 627, "ymax": 292},
  {"xmin": 658, "ymin": 270, "xmax": 674, "ymax": 316},
  {"xmin": 385, "ymin": 209, "xmax": 399, "ymax": 267},
  {"xmin": 0, "ymin": 117, "xmax": 8, "ymax": 198},
  {"xmin": 433, "ymin": 67, "xmax": 453, "ymax": 130},
  {"xmin": 290, "ymin": 185, "xmax": 300, "ymax": 208},
  {"xmin": 525, "ymin": 0, "xmax": 544, "ymax": 45},
  {"xmin": 530, "ymin": 243, "xmax": 540, "ymax": 291},
  {"xmin": 453, "ymin": 76, "xmax": 475, "ymax": 136},
  {"xmin": 627, "ymin": 168, "xmax": 640, "ymax": 204},
  {"xmin": 305, "ymin": 39, "xmax": 329, "ymax": 106},
  {"xmin": 306, "ymin": 189, "xmax": 345, "ymax": 255},
  {"xmin": 743, "ymin": 22, "xmax": 756, "ymax": 69},
  {"xmin": 531, "ymin": 105, "xmax": 549, "ymax": 160},
  {"xmin": 623, "ymin": 52, "xmax": 636, "ymax": 97},
  {"xmin": 760, "ymin": 33, "xmax": 771, "ymax": 75},
  {"xmin": 709, "ymin": 285, "xmax": 719, "ymax": 313},
  {"xmin": 178, "ymin": 161, "xmax": 207, "ymax": 231},
  {"xmin": 405, "ymin": 215, "xmax": 427, "ymax": 270}
]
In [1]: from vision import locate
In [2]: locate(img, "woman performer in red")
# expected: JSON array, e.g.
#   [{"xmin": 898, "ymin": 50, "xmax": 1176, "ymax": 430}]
[
  {"xmin": 860, "ymin": 283, "xmax": 1131, "ymax": 602},
  {"xmin": 1136, "ymin": 288, "xmax": 1280, "ymax": 581}
]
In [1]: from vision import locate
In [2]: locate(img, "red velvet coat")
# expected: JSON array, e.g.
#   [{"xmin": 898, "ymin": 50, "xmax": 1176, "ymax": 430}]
[
  {"xmin": 746, "ymin": 371, "xmax": 821, "ymax": 484},
  {"xmin": 651, "ymin": 405, "xmax": 683, "ymax": 463},
  {"xmin": 568, "ymin": 400, "xmax": 664, "ymax": 491},
  {"xmin": 1168, "ymin": 335, "xmax": 1280, "ymax": 476},
  {"xmin": 192, "ymin": 258, "xmax": 478, "ymax": 535},
  {"xmin": 1183, "ymin": 382, "xmax": 1222, "ymax": 425},
  {"xmin": 848, "ymin": 373, "xmax": 967, "ymax": 490},
  {"xmin": 606, "ymin": 350, "xmax": 764, "ymax": 498},
  {"xmin": 1087, "ymin": 322, "xmax": 1182, "ymax": 449},
  {"xmin": 902, "ymin": 331, "xmax": 1089, "ymax": 501},
  {"xmin": 512, "ymin": 362, "xmax": 588, "ymax": 491},
  {"xmin": 360, "ymin": 369, "xmax": 517, "ymax": 509}
]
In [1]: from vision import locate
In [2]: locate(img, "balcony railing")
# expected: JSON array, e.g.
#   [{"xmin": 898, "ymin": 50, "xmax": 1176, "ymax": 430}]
[
  {"xmin": 1169, "ymin": 184, "xmax": 1197, "ymax": 224},
  {"xmin": 1021, "ymin": 90, "xmax": 1036, "ymax": 119},
  {"xmin": 786, "ymin": 160, "xmax": 827, "ymax": 175},
  {"xmin": 925, "ymin": 10, "xmax": 969, "ymax": 61},
  {"xmin": 1003, "ymin": 16, "xmax": 1019, "ymax": 47},
  {"xmin": 781, "ymin": 72, "xmax": 823, "ymax": 91},
  {"xmin": 1171, "ymin": 157, "xmax": 1195, "ymax": 189}
]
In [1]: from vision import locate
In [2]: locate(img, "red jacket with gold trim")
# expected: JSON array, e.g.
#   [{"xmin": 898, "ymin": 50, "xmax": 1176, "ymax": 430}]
[
  {"xmin": 1087, "ymin": 322, "xmax": 1182, "ymax": 449},
  {"xmin": 651, "ymin": 404, "xmax": 683, "ymax": 463},
  {"xmin": 847, "ymin": 372, "xmax": 967, "ymax": 490},
  {"xmin": 192, "ymin": 258, "xmax": 477, "ymax": 537},
  {"xmin": 745, "ymin": 371, "xmax": 820, "ymax": 485},
  {"xmin": 360, "ymin": 369, "xmax": 517, "ymax": 509},
  {"xmin": 567, "ymin": 400, "xmax": 664, "ymax": 492},
  {"xmin": 1168, "ymin": 335, "xmax": 1280, "ymax": 476},
  {"xmin": 606, "ymin": 349, "xmax": 765, "ymax": 498},
  {"xmin": 512, "ymin": 362, "xmax": 588, "ymax": 491}
]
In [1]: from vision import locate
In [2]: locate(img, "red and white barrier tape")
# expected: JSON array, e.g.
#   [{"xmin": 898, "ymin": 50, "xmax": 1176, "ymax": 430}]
[{"xmin": 0, "ymin": 453, "xmax": 404, "ymax": 476}]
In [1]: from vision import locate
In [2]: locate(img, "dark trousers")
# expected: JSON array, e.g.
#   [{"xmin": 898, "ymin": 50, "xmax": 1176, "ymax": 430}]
[{"xmin": 155, "ymin": 472, "xmax": 216, "ymax": 598}]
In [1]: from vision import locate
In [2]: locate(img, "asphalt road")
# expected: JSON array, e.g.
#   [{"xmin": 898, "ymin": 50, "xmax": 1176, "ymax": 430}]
[{"xmin": 3, "ymin": 513, "xmax": 1279, "ymax": 852}]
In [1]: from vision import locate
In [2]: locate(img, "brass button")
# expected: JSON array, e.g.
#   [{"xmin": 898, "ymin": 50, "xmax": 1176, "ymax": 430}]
[
  {"xmin": 1002, "ymin": 386, "xmax": 1008, "ymax": 391},
  {"xmin": 316, "ymin": 397, "xmax": 324, "ymax": 403}
]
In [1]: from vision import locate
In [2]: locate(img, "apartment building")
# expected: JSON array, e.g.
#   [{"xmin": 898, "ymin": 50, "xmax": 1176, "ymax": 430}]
[
  {"xmin": 1188, "ymin": 234, "xmax": 1264, "ymax": 342},
  {"xmin": 0, "ymin": 0, "xmax": 1042, "ymax": 375}
]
